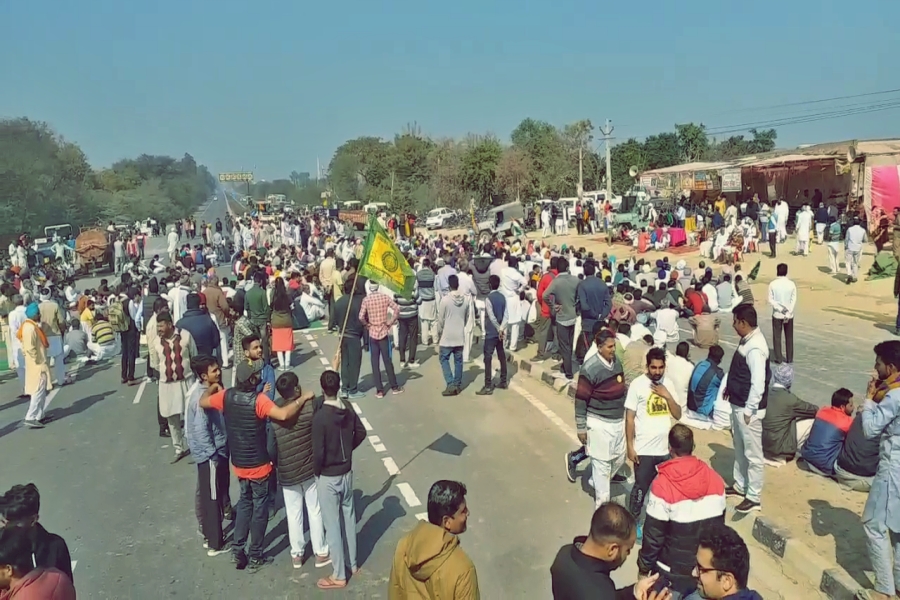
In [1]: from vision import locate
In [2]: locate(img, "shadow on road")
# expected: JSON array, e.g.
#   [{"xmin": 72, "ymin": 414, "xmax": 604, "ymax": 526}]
[
  {"xmin": 809, "ymin": 499, "xmax": 870, "ymax": 588},
  {"xmin": 357, "ymin": 495, "xmax": 405, "ymax": 567},
  {"xmin": 45, "ymin": 390, "xmax": 115, "ymax": 422},
  {"xmin": 354, "ymin": 475, "xmax": 397, "ymax": 523}
]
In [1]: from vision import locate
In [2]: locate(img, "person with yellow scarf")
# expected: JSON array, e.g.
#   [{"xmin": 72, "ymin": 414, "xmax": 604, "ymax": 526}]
[{"xmin": 17, "ymin": 302, "xmax": 53, "ymax": 429}]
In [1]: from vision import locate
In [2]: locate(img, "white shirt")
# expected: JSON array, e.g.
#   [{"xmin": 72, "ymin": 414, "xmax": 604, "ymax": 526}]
[
  {"xmin": 665, "ymin": 354, "xmax": 693, "ymax": 409},
  {"xmin": 653, "ymin": 307, "xmax": 679, "ymax": 343},
  {"xmin": 630, "ymin": 322, "xmax": 653, "ymax": 343},
  {"xmin": 702, "ymin": 283, "xmax": 719, "ymax": 312},
  {"xmin": 625, "ymin": 374, "xmax": 678, "ymax": 456},
  {"xmin": 167, "ymin": 231, "xmax": 179, "ymax": 253},
  {"xmin": 846, "ymin": 225, "xmax": 867, "ymax": 253},
  {"xmin": 767, "ymin": 276, "xmax": 797, "ymax": 320}
]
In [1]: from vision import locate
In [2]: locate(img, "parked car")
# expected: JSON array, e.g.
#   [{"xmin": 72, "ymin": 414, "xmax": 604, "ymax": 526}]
[{"xmin": 426, "ymin": 207, "xmax": 455, "ymax": 229}]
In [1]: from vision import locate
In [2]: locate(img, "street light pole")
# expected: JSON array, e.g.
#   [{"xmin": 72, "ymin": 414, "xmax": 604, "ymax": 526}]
[{"xmin": 600, "ymin": 119, "xmax": 614, "ymax": 202}]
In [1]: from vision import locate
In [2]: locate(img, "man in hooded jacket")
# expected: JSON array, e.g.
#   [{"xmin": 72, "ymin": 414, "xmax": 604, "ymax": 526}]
[{"xmin": 437, "ymin": 275, "xmax": 470, "ymax": 396}]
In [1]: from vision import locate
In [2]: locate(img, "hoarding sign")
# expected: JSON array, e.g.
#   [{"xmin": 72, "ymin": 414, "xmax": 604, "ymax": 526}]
[
  {"xmin": 218, "ymin": 172, "xmax": 254, "ymax": 182},
  {"xmin": 721, "ymin": 168, "xmax": 741, "ymax": 192}
]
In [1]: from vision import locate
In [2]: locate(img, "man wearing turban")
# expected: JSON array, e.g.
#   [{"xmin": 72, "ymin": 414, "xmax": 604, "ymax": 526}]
[{"xmin": 18, "ymin": 302, "xmax": 53, "ymax": 428}]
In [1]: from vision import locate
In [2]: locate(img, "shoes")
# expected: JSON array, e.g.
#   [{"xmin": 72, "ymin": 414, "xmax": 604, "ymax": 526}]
[
  {"xmin": 401, "ymin": 362, "xmax": 409, "ymax": 369},
  {"xmin": 38, "ymin": 415, "xmax": 53, "ymax": 425},
  {"xmin": 611, "ymin": 473, "xmax": 628, "ymax": 484},
  {"xmin": 565, "ymin": 451, "xmax": 577, "ymax": 483},
  {"xmin": 339, "ymin": 391, "xmax": 349, "ymax": 400},
  {"xmin": 208, "ymin": 544, "xmax": 231, "ymax": 557},
  {"xmin": 223, "ymin": 506, "xmax": 234, "ymax": 521},
  {"xmin": 348, "ymin": 391, "xmax": 366, "ymax": 400},
  {"xmin": 232, "ymin": 552, "xmax": 248, "ymax": 570},
  {"xmin": 724, "ymin": 486, "xmax": 744, "ymax": 498},
  {"xmin": 315, "ymin": 554, "xmax": 332, "ymax": 568},
  {"xmin": 391, "ymin": 387, "xmax": 404, "ymax": 395},
  {"xmin": 170, "ymin": 449, "xmax": 191, "ymax": 464},
  {"xmin": 408, "ymin": 361, "xmax": 420, "ymax": 368},
  {"xmin": 441, "ymin": 386, "xmax": 459, "ymax": 397},
  {"xmin": 495, "ymin": 380, "xmax": 508, "ymax": 390},
  {"xmin": 246, "ymin": 556, "xmax": 273, "ymax": 573},
  {"xmin": 475, "ymin": 386, "xmax": 494, "ymax": 396},
  {"xmin": 23, "ymin": 420, "xmax": 44, "ymax": 429},
  {"xmin": 735, "ymin": 499, "xmax": 761, "ymax": 513},
  {"xmin": 291, "ymin": 555, "xmax": 303, "ymax": 569},
  {"xmin": 375, "ymin": 390, "xmax": 385, "ymax": 399},
  {"xmin": 159, "ymin": 429, "xmax": 171, "ymax": 438}
]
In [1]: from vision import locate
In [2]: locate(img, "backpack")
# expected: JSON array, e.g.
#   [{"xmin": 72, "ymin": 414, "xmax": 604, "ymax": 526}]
[{"xmin": 108, "ymin": 301, "xmax": 129, "ymax": 332}]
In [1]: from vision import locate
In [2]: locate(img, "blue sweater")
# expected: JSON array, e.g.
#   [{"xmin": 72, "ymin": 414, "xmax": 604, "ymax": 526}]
[{"xmin": 576, "ymin": 276, "xmax": 612, "ymax": 326}]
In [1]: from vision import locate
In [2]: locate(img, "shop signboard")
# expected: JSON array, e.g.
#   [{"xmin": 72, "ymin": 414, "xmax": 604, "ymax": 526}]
[{"xmin": 721, "ymin": 168, "xmax": 741, "ymax": 192}]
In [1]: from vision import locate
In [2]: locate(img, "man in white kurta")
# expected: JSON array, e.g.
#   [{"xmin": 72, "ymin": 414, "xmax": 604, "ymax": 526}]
[
  {"xmin": 167, "ymin": 228, "xmax": 179, "ymax": 265},
  {"xmin": 775, "ymin": 200, "xmax": 790, "ymax": 244},
  {"xmin": 794, "ymin": 205, "xmax": 813, "ymax": 256},
  {"xmin": 152, "ymin": 313, "xmax": 197, "ymax": 463},
  {"xmin": 499, "ymin": 257, "xmax": 527, "ymax": 351},
  {"xmin": 8, "ymin": 297, "xmax": 27, "ymax": 397}
]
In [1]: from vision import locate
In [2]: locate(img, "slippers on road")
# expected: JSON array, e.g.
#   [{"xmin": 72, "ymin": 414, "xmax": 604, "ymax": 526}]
[{"xmin": 317, "ymin": 577, "xmax": 347, "ymax": 590}]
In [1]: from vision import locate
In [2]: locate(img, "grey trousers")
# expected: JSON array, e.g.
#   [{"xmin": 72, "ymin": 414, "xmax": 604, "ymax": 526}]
[
  {"xmin": 318, "ymin": 471, "xmax": 357, "ymax": 580},
  {"xmin": 864, "ymin": 520, "xmax": 900, "ymax": 595}
]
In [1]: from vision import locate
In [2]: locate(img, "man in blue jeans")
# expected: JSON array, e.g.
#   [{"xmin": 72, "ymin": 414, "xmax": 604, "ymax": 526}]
[
  {"xmin": 200, "ymin": 360, "xmax": 312, "ymax": 572},
  {"xmin": 477, "ymin": 275, "xmax": 508, "ymax": 395},
  {"xmin": 437, "ymin": 274, "xmax": 470, "ymax": 396}
]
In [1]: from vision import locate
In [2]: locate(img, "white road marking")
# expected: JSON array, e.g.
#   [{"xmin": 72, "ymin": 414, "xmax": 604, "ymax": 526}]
[
  {"xmin": 136, "ymin": 357, "xmax": 146, "ymax": 364},
  {"xmin": 309, "ymin": 341, "xmax": 319, "ymax": 348},
  {"xmin": 304, "ymin": 334, "xmax": 314, "ymax": 341},
  {"xmin": 397, "ymin": 483, "xmax": 421, "ymax": 507},
  {"xmin": 318, "ymin": 356, "xmax": 330, "ymax": 366},
  {"xmin": 415, "ymin": 513, "xmax": 428, "ymax": 521},
  {"xmin": 368, "ymin": 436, "xmax": 387, "ymax": 452},
  {"xmin": 383, "ymin": 457, "xmax": 400, "ymax": 476},
  {"xmin": 360, "ymin": 417, "xmax": 373, "ymax": 431},
  {"xmin": 351, "ymin": 402, "xmax": 362, "ymax": 414},
  {"xmin": 132, "ymin": 380, "xmax": 148, "ymax": 404},
  {"xmin": 510, "ymin": 382, "xmax": 580, "ymax": 445},
  {"xmin": 71, "ymin": 560, "xmax": 77, "ymax": 573}
]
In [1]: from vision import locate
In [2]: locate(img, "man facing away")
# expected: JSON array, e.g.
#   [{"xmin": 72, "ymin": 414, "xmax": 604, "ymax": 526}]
[
  {"xmin": 437, "ymin": 274, "xmax": 470, "ymax": 397},
  {"xmin": 359, "ymin": 279, "xmax": 403, "ymax": 398},
  {"xmin": 389, "ymin": 480, "xmax": 479, "ymax": 599},
  {"xmin": 312, "ymin": 370, "xmax": 366, "ymax": 590},
  {"xmin": 638, "ymin": 425, "xmax": 726, "ymax": 596},
  {"xmin": 199, "ymin": 359, "xmax": 311, "ymax": 572},
  {"xmin": 332, "ymin": 278, "xmax": 366, "ymax": 399},
  {"xmin": 273, "ymin": 371, "xmax": 331, "ymax": 570},
  {"xmin": 725, "ymin": 304, "xmax": 771, "ymax": 513},
  {"xmin": 767, "ymin": 263, "xmax": 796, "ymax": 364},
  {"xmin": 185, "ymin": 355, "xmax": 232, "ymax": 557},
  {"xmin": 569, "ymin": 330, "xmax": 628, "ymax": 508},
  {"xmin": 476, "ymin": 274, "xmax": 508, "ymax": 396},
  {"xmin": 761, "ymin": 363, "xmax": 817, "ymax": 466}
]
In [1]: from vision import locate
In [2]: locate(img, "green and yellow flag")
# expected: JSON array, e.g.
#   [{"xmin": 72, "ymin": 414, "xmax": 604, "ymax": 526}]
[{"xmin": 358, "ymin": 215, "xmax": 416, "ymax": 298}]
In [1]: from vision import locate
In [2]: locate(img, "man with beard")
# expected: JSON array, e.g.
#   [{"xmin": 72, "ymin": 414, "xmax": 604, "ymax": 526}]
[{"xmin": 625, "ymin": 347, "xmax": 682, "ymax": 541}]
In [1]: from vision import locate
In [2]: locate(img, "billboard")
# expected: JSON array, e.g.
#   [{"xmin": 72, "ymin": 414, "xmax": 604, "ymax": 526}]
[
  {"xmin": 218, "ymin": 172, "xmax": 254, "ymax": 182},
  {"xmin": 721, "ymin": 168, "xmax": 742, "ymax": 192}
]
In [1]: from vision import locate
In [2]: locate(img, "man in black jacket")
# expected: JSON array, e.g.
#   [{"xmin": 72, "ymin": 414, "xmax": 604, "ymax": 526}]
[
  {"xmin": 177, "ymin": 293, "xmax": 221, "ymax": 359},
  {"xmin": 332, "ymin": 278, "xmax": 367, "ymax": 399},
  {"xmin": 0, "ymin": 483, "xmax": 73, "ymax": 584},
  {"xmin": 273, "ymin": 372, "xmax": 331, "ymax": 570},
  {"xmin": 312, "ymin": 369, "xmax": 366, "ymax": 591},
  {"xmin": 550, "ymin": 502, "xmax": 666, "ymax": 599}
]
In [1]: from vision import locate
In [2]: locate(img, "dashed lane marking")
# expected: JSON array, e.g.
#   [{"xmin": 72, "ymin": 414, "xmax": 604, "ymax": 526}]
[
  {"xmin": 383, "ymin": 457, "xmax": 400, "ymax": 476},
  {"xmin": 415, "ymin": 513, "xmax": 428, "ymax": 521},
  {"xmin": 132, "ymin": 380, "xmax": 148, "ymax": 404},
  {"xmin": 360, "ymin": 417, "xmax": 373, "ymax": 431},
  {"xmin": 368, "ymin": 436, "xmax": 387, "ymax": 452},
  {"xmin": 352, "ymin": 402, "xmax": 362, "ymax": 414},
  {"xmin": 71, "ymin": 560, "xmax": 77, "ymax": 573},
  {"xmin": 309, "ymin": 341, "xmax": 319, "ymax": 348},
  {"xmin": 509, "ymin": 382, "xmax": 580, "ymax": 445},
  {"xmin": 304, "ymin": 334, "xmax": 314, "ymax": 341},
  {"xmin": 318, "ymin": 356, "xmax": 330, "ymax": 366},
  {"xmin": 397, "ymin": 483, "xmax": 421, "ymax": 508}
]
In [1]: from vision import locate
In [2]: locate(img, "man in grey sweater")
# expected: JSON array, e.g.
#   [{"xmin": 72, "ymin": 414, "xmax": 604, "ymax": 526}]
[
  {"xmin": 543, "ymin": 257, "xmax": 580, "ymax": 381},
  {"xmin": 437, "ymin": 274, "xmax": 470, "ymax": 396}
]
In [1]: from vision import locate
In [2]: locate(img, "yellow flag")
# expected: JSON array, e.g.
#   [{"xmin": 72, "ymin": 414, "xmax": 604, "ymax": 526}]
[{"xmin": 358, "ymin": 215, "xmax": 415, "ymax": 298}]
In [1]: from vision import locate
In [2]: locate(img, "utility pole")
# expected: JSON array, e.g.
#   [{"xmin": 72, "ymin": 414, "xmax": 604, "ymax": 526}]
[
  {"xmin": 600, "ymin": 119, "xmax": 614, "ymax": 202},
  {"xmin": 578, "ymin": 144, "xmax": 584, "ymax": 200}
]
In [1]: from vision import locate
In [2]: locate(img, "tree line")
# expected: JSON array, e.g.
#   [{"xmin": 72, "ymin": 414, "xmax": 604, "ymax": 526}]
[
  {"xmin": 0, "ymin": 117, "xmax": 217, "ymax": 240},
  {"xmin": 265, "ymin": 121, "xmax": 777, "ymax": 214}
]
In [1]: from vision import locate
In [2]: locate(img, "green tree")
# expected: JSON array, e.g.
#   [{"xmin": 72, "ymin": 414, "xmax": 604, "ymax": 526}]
[
  {"xmin": 675, "ymin": 123, "xmax": 711, "ymax": 162},
  {"xmin": 460, "ymin": 136, "xmax": 502, "ymax": 206},
  {"xmin": 496, "ymin": 146, "xmax": 534, "ymax": 202}
]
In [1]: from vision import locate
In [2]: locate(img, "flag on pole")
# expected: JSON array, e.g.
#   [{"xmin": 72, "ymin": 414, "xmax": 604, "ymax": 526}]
[{"xmin": 358, "ymin": 215, "xmax": 416, "ymax": 298}]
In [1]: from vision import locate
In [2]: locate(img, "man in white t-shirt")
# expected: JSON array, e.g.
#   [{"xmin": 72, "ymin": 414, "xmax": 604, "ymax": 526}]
[{"xmin": 625, "ymin": 347, "xmax": 683, "ymax": 539}]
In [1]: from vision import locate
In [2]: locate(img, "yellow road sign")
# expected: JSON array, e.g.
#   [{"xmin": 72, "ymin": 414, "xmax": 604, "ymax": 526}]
[{"xmin": 218, "ymin": 172, "xmax": 254, "ymax": 182}]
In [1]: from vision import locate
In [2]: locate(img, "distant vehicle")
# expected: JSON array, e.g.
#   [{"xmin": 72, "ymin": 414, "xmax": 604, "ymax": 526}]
[
  {"xmin": 425, "ymin": 207, "xmax": 454, "ymax": 229},
  {"xmin": 583, "ymin": 190, "xmax": 623, "ymax": 211},
  {"xmin": 75, "ymin": 227, "xmax": 113, "ymax": 275},
  {"xmin": 341, "ymin": 201, "xmax": 362, "ymax": 210},
  {"xmin": 363, "ymin": 202, "xmax": 389, "ymax": 214},
  {"xmin": 476, "ymin": 201, "xmax": 526, "ymax": 244},
  {"xmin": 44, "ymin": 224, "xmax": 73, "ymax": 240}
]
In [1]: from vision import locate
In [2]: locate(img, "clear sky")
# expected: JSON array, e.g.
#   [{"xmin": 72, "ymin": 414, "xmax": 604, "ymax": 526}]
[{"xmin": 2, "ymin": 0, "xmax": 898, "ymax": 180}]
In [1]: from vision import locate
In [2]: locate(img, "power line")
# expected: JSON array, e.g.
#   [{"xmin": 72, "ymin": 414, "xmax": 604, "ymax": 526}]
[
  {"xmin": 707, "ymin": 87, "xmax": 900, "ymax": 116},
  {"xmin": 706, "ymin": 99, "xmax": 900, "ymax": 135}
]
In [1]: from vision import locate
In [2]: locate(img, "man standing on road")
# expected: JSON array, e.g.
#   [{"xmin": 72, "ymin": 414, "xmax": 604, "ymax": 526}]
[
  {"xmin": 575, "ymin": 262, "xmax": 612, "ymax": 365},
  {"xmin": 167, "ymin": 227, "xmax": 179, "ymax": 265},
  {"xmin": 767, "ymin": 263, "xmax": 796, "ymax": 364},
  {"xmin": 476, "ymin": 275, "xmax": 508, "ymax": 396},
  {"xmin": 203, "ymin": 275, "xmax": 233, "ymax": 367},
  {"xmin": 38, "ymin": 288, "xmax": 72, "ymax": 386},
  {"xmin": 273, "ymin": 372, "xmax": 331, "ymax": 570},
  {"xmin": 389, "ymin": 480, "xmax": 479, "ymax": 599},
  {"xmin": 18, "ymin": 303, "xmax": 53, "ymax": 429},
  {"xmin": 244, "ymin": 272, "xmax": 271, "ymax": 363},
  {"xmin": 533, "ymin": 257, "xmax": 559, "ymax": 362},
  {"xmin": 544, "ymin": 257, "xmax": 580, "ymax": 383},
  {"xmin": 569, "ymin": 330, "xmax": 628, "ymax": 507},
  {"xmin": 114, "ymin": 235, "xmax": 126, "ymax": 274},
  {"xmin": 625, "ymin": 347, "xmax": 682, "ymax": 539},
  {"xmin": 725, "ymin": 304, "xmax": 771, "ymax": 513},
  {"xmin": 186, "ymin": 355, "xmax": 232, "ymax": 557},
  {"xmin": 437, "ymin": 274, "xmax": 470, "ymax": 397},
  {"xmin": 177, "ymin": 293, "xmax": 221, "ymax": 359},
  {"xmin": 312, "ymin": 370, "xmax": 366, "ymax": 591},
  {"xmin": 332, "ymin": 279, "xmax": 366, "ymax": 399},
  {"xmin": 152, "ymin": 312, "xmax": 197, "ymax": 463},
  {"xmin": 319, "ymin": 249, "xmax": 336, "ymax": 331},
  {"xmin": 638, "ymin": 425, "xmax": 726, "ymax": 596},
  {"xmin": 858, "ymin": 340, "xmax": 900, "ymax": 600},
  {"xmin": 199, "ymin": 360, "xmax": 312, "ymax": 572},
  {"xmin": 846, "ymin": 216, "xmax": 868, "ymax": 284},
  {"xmin": 359, "ymin": 279, "xmax": 403, "ymax": 398},
  {"xmin": 416, "ymin": 258, "xmax": 438, "ymax": 346}
]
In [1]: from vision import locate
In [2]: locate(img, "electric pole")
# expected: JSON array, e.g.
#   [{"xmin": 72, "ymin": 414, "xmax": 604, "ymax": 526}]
[{"xmin": 600, "ymin": 119, "xmax": 614, "ymax": 202}]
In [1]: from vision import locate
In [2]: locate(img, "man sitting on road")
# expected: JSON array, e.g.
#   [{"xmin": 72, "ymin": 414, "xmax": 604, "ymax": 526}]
[
  {"xmin": 638, "ymin": 424, "xmax": 726, "ymax": 596},
  {"xmin": 800, "ymin": 388, "xmax": 854, "ymax": 477},
  {"xmin": 86, "ymin": 314, "xmax": 117, "ymax": 362},
  {"xmin": 832, "ymin": 410, "xmax": 881, "ymax": 493},
  {"xmin": 761, "ymin": 364, "xmax": 817, "ymax": 466},
  {"xmin": 687, "ymin": 345, "xmax": 725, "ymax": 423},
  {"xmin": 389, "ymin": 480, "xmax": 479, "ymax": 599}
]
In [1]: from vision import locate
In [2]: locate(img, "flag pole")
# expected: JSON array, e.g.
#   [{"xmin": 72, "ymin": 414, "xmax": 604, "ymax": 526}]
[{"xmin": 332, "ymin": 223, "xmax": 368, "ymax": 371}]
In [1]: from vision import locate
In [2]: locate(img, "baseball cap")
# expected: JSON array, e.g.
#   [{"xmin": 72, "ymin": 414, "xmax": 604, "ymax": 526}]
[{"xmin": 236, "ymin": 359, "xmax": 263, "ymax": 384}]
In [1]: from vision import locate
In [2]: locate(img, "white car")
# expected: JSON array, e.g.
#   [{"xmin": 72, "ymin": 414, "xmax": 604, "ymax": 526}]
[{"xmin": 426, "ymin": 207, "xmax": 454, "ymax": 229}]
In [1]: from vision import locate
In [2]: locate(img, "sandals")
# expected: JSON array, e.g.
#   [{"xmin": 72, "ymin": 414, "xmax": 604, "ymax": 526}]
[{"xmin": 316, "ymin": 577, "xmax": 347, "ymax": 590}]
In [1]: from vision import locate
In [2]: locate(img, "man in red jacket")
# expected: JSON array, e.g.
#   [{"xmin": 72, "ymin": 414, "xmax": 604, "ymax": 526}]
[{"xmin": 533, "ymin": 256, "xmax": 559, "ymax": 362}]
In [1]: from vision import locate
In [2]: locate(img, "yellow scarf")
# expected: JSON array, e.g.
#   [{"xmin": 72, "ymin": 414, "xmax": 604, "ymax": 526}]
[{"xmin": 17, "ymin": 319, "xmax": 48, "ymax": 348}]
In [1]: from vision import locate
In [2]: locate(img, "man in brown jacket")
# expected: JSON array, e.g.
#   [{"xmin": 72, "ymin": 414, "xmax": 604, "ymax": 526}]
[
  {"xmin": 389, "ymin": 480, "xmax": 479, "ymax": 599},
  {"xmin": 203, "ymin": 275, "xmax": 233, "ymax": 367}
]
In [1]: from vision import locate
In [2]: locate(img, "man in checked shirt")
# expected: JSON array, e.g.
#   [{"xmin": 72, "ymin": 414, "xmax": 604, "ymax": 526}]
[{"xmin": 359, "ymin": 280, "xmax": 405, "ymax": 398}]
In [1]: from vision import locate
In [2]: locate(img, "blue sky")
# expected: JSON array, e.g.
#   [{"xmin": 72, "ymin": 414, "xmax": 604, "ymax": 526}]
[{"xmin": 2, "ymin": 0, "xmax": 898, "ymax": 180}]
